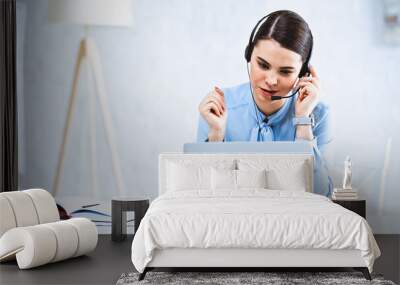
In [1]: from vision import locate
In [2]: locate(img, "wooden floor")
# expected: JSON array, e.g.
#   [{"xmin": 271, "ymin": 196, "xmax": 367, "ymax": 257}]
[
  {"xmin": 0, "ymin": 235, "xmax": 398, "ymax": 285},
  {"xmin": 0, "ymin": 235, "xmax": 134, "ymax": 285}
]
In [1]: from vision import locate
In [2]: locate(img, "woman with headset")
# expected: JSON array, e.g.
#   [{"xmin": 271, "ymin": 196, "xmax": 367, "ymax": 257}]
[{"xmin": 197, "ymin": 10, "xmax": 331, "ymax": 196}]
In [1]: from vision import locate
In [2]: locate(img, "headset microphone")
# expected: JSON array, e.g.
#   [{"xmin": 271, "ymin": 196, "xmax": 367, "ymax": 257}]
[
  {"xmin": 270, "ymin": 89, "xmax": 299, "ymax": 101},
  {"xmin": 271, "ymin": 94, "xmax": 295, "ymax": 100},
  {"xmin": 270, "ymin": 77, "xmax": 301, "ymax": 101}
]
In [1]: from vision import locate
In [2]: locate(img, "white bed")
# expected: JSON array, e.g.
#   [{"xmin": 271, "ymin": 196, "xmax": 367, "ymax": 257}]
[{"xmin": 131, "ymin": 153, "xmax": 380, "ymax": 280}]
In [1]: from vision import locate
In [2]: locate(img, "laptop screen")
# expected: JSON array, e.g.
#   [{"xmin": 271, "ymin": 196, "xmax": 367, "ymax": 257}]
[{"xmin": 183, "ymin": 141, "xmax": 313, "ymax": 155}]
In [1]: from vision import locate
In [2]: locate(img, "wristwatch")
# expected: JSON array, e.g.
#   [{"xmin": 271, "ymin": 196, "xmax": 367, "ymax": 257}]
[{"xmin": 293, "ymin": 115, "xmax": 315, "ymax": 127}]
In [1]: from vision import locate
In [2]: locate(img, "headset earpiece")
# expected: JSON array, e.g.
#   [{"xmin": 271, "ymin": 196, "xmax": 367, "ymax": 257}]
[
  {"xmin": 244, "ymin": 45, "xmax": 251, "ymax": 62},
  {"xmin": 299, "ymin": 64, "xmax": 310, "ymax": 78},
  {"xmin": 298, "ymin": 35, "xmax": 313, "ymax": 78}
]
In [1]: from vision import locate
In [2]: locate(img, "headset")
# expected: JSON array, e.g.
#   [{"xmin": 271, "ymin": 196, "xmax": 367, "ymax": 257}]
[{"xmin": 245, "ymin": 12, "xmax": 313, "ymax": 101}]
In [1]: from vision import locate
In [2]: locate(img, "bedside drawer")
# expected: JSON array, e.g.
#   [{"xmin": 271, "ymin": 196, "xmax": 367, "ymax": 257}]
[{"xmin": 332, "ymin": 200, "xmax": 366, "ymax": 219}]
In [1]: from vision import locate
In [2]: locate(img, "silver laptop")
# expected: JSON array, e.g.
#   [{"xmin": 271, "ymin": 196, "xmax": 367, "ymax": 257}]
[{"xmin": 183, "ymin": 141, "xmax": 313, "ymax": 154}]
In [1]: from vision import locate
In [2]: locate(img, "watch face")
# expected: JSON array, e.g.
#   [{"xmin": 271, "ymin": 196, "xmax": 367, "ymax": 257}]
[{"xmin": 293, "ymin": 116, "xmax": 313, "ymax": 126}]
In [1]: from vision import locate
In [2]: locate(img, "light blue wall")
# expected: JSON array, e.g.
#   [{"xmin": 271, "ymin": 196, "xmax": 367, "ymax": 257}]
[{"xmin": 17, "ymin": 0, "xmax": 400, "ymax": 233}]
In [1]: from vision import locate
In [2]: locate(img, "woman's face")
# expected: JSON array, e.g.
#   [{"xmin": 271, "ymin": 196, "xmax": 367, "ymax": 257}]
[{"xmin": 250, "ymin": 39, "xmax": 303, "ymax": 109}]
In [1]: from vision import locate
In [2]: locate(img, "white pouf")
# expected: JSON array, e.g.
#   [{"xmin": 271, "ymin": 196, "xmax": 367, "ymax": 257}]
[{"xmin": 0, "ymin": 189, "xmax": 98, "ymax": 269}]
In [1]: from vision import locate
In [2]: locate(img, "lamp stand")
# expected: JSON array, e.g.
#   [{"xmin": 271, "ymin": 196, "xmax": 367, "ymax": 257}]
[{"xmin": 52, "ymin": 37, "xmax": 125, "ymax": 198}]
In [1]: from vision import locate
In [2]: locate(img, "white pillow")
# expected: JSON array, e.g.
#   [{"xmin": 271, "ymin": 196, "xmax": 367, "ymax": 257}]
[
  {"xmin": 211, "ymin": 168, "xmax": 268, "ymax": 190},
  {"xmin": 211, "ymin": 168, "xmax": 236, "ymax": 190},
  {"xmin": 236, "ymin": 169, "xmax": 268, "ymax": 189},
  {"xmin": 167, "ymin": 162, "xmax": 211, "ymax": 191},
  {"xmin": 238, "ymin": 159, "xmax": 309, "ymax": 192},
  {"xmin": 267, "ymin": 165, "xmax": 307, "ymax": 191}
]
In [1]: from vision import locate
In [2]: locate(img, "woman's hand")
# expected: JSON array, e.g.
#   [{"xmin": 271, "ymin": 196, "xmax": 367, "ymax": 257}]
[
  {"xmin": 198, "ymin": 87, "xmax": 227, "ymax": 141},
  {"xmin": 295, "ymin": 66, "xmax": 321, "ymax": 117}
]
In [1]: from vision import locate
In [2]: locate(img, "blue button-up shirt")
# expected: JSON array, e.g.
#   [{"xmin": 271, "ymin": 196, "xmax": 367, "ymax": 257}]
[{"xmin": 197, "ymin": 82, "xmax": 332, "ymax": 196}]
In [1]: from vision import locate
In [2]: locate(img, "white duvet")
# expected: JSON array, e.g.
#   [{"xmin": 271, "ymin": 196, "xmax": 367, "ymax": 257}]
[{"xmin": 131, "ymin": 190, "xmax": 380, "ymax": 273}]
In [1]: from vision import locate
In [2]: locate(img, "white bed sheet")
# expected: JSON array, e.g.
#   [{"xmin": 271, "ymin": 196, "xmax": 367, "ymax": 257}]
[{"xmin": 131, "ymin": 190, "xmax": 380, "ymax": 273}]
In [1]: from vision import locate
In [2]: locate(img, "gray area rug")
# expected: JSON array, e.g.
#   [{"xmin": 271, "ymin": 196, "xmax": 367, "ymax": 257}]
[{"xmin": 117, "ymin": 271, "xmax": 397, "ymax": 285}]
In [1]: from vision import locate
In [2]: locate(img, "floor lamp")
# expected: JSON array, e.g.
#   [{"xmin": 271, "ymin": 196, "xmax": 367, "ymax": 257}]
[{"xmin": 48, "ymin": 0, "xmax": 133, "ymax": 198}]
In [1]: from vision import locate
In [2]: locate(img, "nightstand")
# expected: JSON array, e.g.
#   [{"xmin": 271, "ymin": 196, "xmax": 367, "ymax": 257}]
[
  {"xmin": 111, "ymin": 197, "xmax": 149, "ymax": 242},
  {"xmin": 332, "ymin": 199, "xmax": 366, "ymax": 219}
]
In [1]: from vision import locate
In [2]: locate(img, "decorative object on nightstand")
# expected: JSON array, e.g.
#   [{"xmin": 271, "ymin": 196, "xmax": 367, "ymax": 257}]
[
  {"xmin": 332, "ymin": 199, "xmax": 366, "ymax": 219},
  {"xmin": 332, "ymin": 156, "xmax": 359, "ymax": 200},
  {"xmin": 332, "ymin": 188, "xmax": 359, "ymax": 200},
  {"xmin": 342, "ymin": 156, "xmax": 352, "ymax": 190},
  {"xmin": 112, "ymin": 197, "xmax": 149, "ymax": 242}
]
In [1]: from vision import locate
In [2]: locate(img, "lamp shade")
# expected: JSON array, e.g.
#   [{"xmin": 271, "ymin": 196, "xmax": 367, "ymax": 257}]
[{"xmin": 48, "ymin": 0, "xmax": 133, "ymax": 27}]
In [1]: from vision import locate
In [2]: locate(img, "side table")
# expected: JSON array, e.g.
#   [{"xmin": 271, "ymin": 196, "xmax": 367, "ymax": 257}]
[
  {"xmin": 332, "ymin": 199, "xmax": 366, "ymax": 219},
  {"xmin": 112, "ymin": 197, "xmax": 149, "ymax": 242}
]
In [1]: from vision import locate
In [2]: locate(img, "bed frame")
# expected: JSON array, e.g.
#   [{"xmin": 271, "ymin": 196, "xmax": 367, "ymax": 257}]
[
  {"xmin": 139, "ymin": 249, "xmax": 371, "ymax": 280},
  {"xmin": 136, "ymin": 152, "xmax": 372, "ymax": 281}
]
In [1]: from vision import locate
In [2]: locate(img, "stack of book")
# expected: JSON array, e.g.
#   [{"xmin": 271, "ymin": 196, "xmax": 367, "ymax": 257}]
[{"xmin": 332, "ymin": 188, "xmax": 358, "ymax": 200}]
